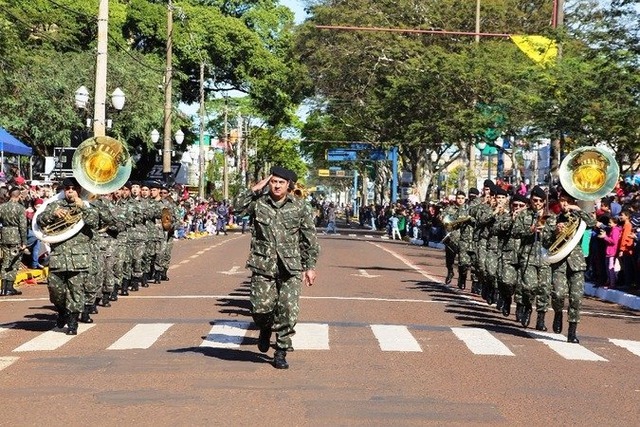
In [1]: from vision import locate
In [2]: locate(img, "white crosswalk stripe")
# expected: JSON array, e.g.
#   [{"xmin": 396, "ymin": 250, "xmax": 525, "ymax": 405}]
[
  {"xmin": 451, "ymin": 327, "xmax": 515, "ymax": 356},
  {"xmin": 609, "ymin": 338, "xmax": 640, "ymax": 357},
  {"xmin": 13, "ymin": 324, "xmax": 95, "ymax": 352},
  {"xmin": 0, "ymin": 356, "xmax": 19, "ymax": 372},
  {"xmin": 291, "ymin": 323, "xmax": 330, "ymax": 350},
  {"xmin": 200, "ymin": 320, "xmax": 250, "ymax": 348},
  {"xmin": 526, "ymin": 331, "xmax": 607, "ymax": 361},
  {"xmin": 107, "ymin": 323, "xmax": 173, "ymax": 350},
  {"xmin": 370, "ymin": 324, "xmax": 422, "ymax": 352}
]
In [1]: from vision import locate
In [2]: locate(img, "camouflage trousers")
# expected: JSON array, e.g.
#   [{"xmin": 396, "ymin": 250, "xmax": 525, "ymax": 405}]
[
  {"xmin": 485, "ymin": 248, "xmax": 500, "ymax": 290},
  {"xmin": 250, "ymin": 271, "xmax": 302, "ymax": 350},
  {"xmin": 142, "ymin": 238, "xmax": 161, "ymax": 275},
  {"xmin": 129, "ymin": 240, "xmax": 146, "ymax": 279},
  {"xmin": 48, "ymin": 270, "xmax": 86, "ymax": 314},
  {"xmin": 155, "ymin": 234, "xmax": 173, "ymax": 270},
  {"xmin": 114, "ymin": 236, "xmax": 131, "ymax": 282},
  {"xmin": 100, "ymin": 238, "xmax": 118, "ymax": 294},
  {"xmin": 84, "ymin": 249, "xmax": 101, "ymax": 304},
  {"xmin": 551, "ymin": 262, "xmax": 585, "ymax": 323},
  {"xmin": 520, "ymin": 263, "xmax": 552, "ymax": 312},
  {"xmin": 0, "ymin": 245, "xmax": 22, "ymax": 282},
  {"xmin": 498, "ymin": 257, "xmax": 519, "ymax": 301},
  {"xmin": 475, "ymin": 240, "xmax": 489, "ymax": 284}
]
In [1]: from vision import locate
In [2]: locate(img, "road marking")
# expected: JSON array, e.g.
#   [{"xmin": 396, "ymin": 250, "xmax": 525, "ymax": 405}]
[
  {"xmin": 527, "ymin": 331, "xmax": 607, "ymax": 361},
  {"xmin": 292, "ymin": 323, "xmax": 329, "ymax": 350},
  {"xmin": 200, "ymin": 320, "xmax": 250, "ymax": 348},
  {"xmin": 370, "ymin": 324, "xmax": 422, "ymax": 352},
  {"xmin": 370, "ymin": 242, "xmax": 443, "ymax": 284},
  {"xmin": 351, "ymin": 269, "xmax": 380, "ymax": 278},
  {"xmin": 364, "ymin": 235, "xmax": 373, "ymax": 238},
  {"xmin": 609, "ymin": 339, "xmax": 640, "ymax": 357},
  {"xmin": 13, "ymin": 324, "xmax": 95, "ymax": 352},
  {"xmin": 451, "ymin": 327, "xmax": 514, "ymax": 356},
  {"xmin": 0, "ymin": 357, "xmax": 19, "ymax": 372},
  {"xmin": 189, "ymin": 255, "xmax": 199, "ymax": 259},
  {"xmin": 348, "ymin": 234, "xmax": 357, "ymax": 237},
  {"xmin": 107, "ymin": 323, "xmax": 173, "ymax": 350},
  {"xmin": 219, "ymin": 266, "xmax": 244, "ymax": 275}
]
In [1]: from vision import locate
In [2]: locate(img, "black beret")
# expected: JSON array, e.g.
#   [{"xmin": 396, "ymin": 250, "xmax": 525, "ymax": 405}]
[
  {"xmin": 270, "ymin": 166, "xmax": 297, "ymax": 183},
  {"xmin": 148, "ymin": 181, "xmax": 162, "ymax": 189},
  {"xmin": 122, "ymin": 181, "xmax": 133, "ymax": 190},
  {"xmin": 488, "ymin": 184, "xmax": 498, "ymax": 196},
  {"xmin": 483, "ymin": 179, "xmax": 494, "ymax": 188},
  {"xmin": 130, "ymin": 181, "xmax": 141, "ymax": 187},
  {"xmin": 61, "ymin": 177, "xmax": 81, "ymax": 188},
  {"xmin": 140, "ymin": 181, "xmax": 150, "ymax": 189},
  {"xmin": 456, "ymin": 190, "xmax": 466, "ymax": 197},
  {"xmin": 468, "ymin": 187, "xmax": 480, "ymax": 196},
  {"xmin": 495, "ymin": 186, "xmax": 509, "ymax": 196},
  {"xmin": 512, "ymin": 194, "xmax": 529, "ymax": 204},
  {"xmin": 530, "ymin": 185, "xmax": 546, "ymax": 200}
]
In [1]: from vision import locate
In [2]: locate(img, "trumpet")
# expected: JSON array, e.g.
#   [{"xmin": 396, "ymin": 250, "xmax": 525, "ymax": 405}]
[
  {"xmin": 290, "ymin": 182, "xmax": 308, "ymax": 198},
  {"xmin": 442, "ymin": 214, "xmax": 472, "ymax": 232}
]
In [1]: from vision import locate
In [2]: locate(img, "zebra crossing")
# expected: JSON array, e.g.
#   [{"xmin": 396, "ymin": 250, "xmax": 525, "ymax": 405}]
[{"xmin": 1, "ymin": 320, "xmax": 639, "ymax": 371}]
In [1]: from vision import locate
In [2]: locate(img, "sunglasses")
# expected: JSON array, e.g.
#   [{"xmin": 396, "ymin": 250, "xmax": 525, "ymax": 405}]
[
  {"xmin": 531, "ymin": 197, "xmax": 544, "ymax": 202},
  {"xmin": 512, "ymin": 203, "xmax": 526, "ymax": 207}
]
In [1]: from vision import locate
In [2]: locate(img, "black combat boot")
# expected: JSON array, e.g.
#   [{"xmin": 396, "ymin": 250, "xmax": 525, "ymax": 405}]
[
  {"xmin": 502, "ymin": 295, "xmax": 512, "ymax": 317},
  {"xmin": 90, "ymin": 302, "xmax": 98, "ymax": 314},
  {"xmin": 253, "ymin": 313, "xmax": 274, "ymax": 353},
  {"xmin": 55, "ymin": 309, "xmax": 68, "ymax": 329},
  {"xmin": 141, "ymin": 273, "xmax": 149, "ymax": 288},
  {"xmin": 161, "ymin": 269, "xmax": 169, "ymax": 281},
  {"xmin": 101, "ymin": 293, "xmax": 111, "ymax": 307},
  {"xmin": 110, "ymin": 288, "xmax": 119, "ymax": 301},
  {"xmin": 130, "ymin": 278, "xmax": 140, "ymax": 292},
  {"xmin": 567, "ymin": 322, "xmax": 579, "ymax": 343},
  {"xmin": 445, "ymin": 269, "xmax": 454, "ymax": 285},
  {"xmin": 553, "ymin": 311, "xmax": 563, "ymax": 333},
  {"xmin": 521, "ymin": 304, "xmax": 532, "ymax": 328},
  {"xmin": 120, "ymin": 279, "xmax": 130, "ymax": 296},
  {"xmin": 495, "ymin": 290, "xmax": 504, "ymax": 312},
  {"xmin": 79, "ymin": 305, "xmax": 93, "ymax": 323},
  {"xmin": 5, "ymin": 280, "xmax": 22, "ymax": 296},
  {"xmin": 535, "ymin": 311, "xmax": 547, "ymax": 331},
  {"xmin": 515, "ymin": 303, "xmax": 524, "ymax": 323},
  {"xmin": 154, "ymin": 270, "xmax": 162, "ymax": 284},
  {"xmin": 0, "ymin": 280, "xmax": 6, "ymax": 296},
  {"xmin": 457, "ymin": 268, "xmax": 467, "ymax": 290},
  {"xmin": 273, "ymin": 349, "xmax": 289, "ymax": 369},
  {"xmin": 66, "ymin": 313, "xmax": 79, "ymax": 335}
]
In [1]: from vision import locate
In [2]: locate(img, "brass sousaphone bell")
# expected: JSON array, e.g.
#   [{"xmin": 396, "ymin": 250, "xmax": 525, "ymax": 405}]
[
  {"xmin": 32, "ymin": 136, "xmax": 132, "ymax": 243},
  {"xmin": 544, "ymin": 146, "xmax": 619, "ymax": 264}
]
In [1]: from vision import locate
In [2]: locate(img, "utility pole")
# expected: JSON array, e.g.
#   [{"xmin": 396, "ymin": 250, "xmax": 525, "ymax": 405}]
[
  {"xmin": 162, "ymin": 0, "xmax": 174, "ymax": 184},
  {"xmin": 549, "ymin": 0, "xmax": 564, "ymax": 181},
  {"xmin": 198, "ymin": 62, "xmax": 206, "ymax": 198},
  {"xmin": 223, "ymin": 97, "xmax": 229, "ymax": 200},
  {"xmin": 467, "ymin": 0, "xmax": 481, "ymax": 190},
  {"xmin": 93, "ymin": 0, "xmax": 109, "ymax": 138}
]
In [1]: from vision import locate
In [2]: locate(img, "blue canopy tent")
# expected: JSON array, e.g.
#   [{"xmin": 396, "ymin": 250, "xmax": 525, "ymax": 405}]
[{"xmin": 0, "ymin": 126, "xmax": 34, "ymax": 179}]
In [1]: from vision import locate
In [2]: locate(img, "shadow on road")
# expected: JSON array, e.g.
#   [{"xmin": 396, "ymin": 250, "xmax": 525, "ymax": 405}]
[
  {"xmin": 216, "ymin": 282, "xmax": 252, "ymax": 316},
  {"xmin": 167, "ymin": 346, "xmax": 272, "ymax": 365}
]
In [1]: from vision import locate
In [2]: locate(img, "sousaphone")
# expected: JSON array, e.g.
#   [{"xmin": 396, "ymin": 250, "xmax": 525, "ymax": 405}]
[
  {"xmin": 544, "ymin": 146, "xmax": 619, "ymax": 264},
  {"xmin": 32, "ymin": 136, "xmax": 132, "ymax": 243}
]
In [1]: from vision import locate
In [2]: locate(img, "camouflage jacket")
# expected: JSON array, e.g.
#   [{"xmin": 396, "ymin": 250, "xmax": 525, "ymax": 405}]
[
  {"xmin": 0, "ymin": 200, "xmax": 27, "ymax": 246},
  {"xmin": 37, "ymin": 197, "xmax": 99, "ymax": 271},
  {"xmin": 511, "ymin": 208, "xmax": 556, "ymax": 268},
  {"xmin": 233, "ymin": 189, "xmax": 320, "ymax": 277},
  {"xmin": 495, "ymin": 210, "xmax": 521, "ymax": 265},
  {"xmin": 469, "ymin": 201, "xmax": 493, "ymax": 242},
  {"xmin": 90, "ymin": 197, "xmax": 119, "ymax": 239}
]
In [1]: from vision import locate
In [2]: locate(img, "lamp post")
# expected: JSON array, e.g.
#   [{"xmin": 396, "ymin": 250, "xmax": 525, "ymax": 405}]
[
  {"xmin": 151, "ymin": 128, "xmax": 183, "ymax": 181},
  {"xmin": 74, "ymin": 86, "xmax": 125, "ymax": 132}
]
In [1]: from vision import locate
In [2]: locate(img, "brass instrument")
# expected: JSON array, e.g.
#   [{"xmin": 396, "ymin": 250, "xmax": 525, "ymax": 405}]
[
  {"xmin": 442, "ymin": 214, "xmax": 472, "ymax": 232},
  {"xmin": 291, "ymin": 182, "xmax": 308, "ymax": 198},
  {"xmin": 543, "ymin": 146, "xmax": 618, "ymax": 264},
  {"xmin": 32, "ymin": 136, "xmax": 132, "ymax": 243}
]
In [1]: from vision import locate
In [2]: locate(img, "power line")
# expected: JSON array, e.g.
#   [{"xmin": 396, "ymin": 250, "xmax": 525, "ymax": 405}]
[{"xmin": 316, "ymin": 25, "xmax": 511, "ymax": 38}]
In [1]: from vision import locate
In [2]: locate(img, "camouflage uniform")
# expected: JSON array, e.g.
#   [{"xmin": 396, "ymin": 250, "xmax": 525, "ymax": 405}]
[
  {"xmin": 129, "ymin": 197, "xmax": 148, "ymax": 290},
  {"xmin": 143, "ymin": 197, "xmax": 163, "ymax": 284},
  {"xmin": 470, "ymin": 202, "xmax": 493, "ymax": 294},
  {"xmin": 440, "ymin": 204, "xmax": 461, "ymax": 284},
  {"xmin": 495, "ymin": 209, "xmax": 520, "ymax": 315},
  {"xmin": 113, "ymin": 195, "xmax": 133, "ymax": 295},
  {"xmin": 233, "ymin": 188, "xmax": 319, "ymax": 351},
  {"xmin": 37, "ymin": 196, "xmax": 99, "ymax": 327},
  {"xmin": 0, "ymin": 199, "xmax": 28, "ymax": 295},
  {"xmin": 155, "ymin": 197, "xmax": 179, "ymax": 280},
  {"xmin": 91, "ymin": 197, "xmax": 120, "ymax": 305},
  {"xmin": 511, "ymin": 208, "xmax": 556, "ymax": 325},
  {"xmin": 551, "ymin": 210, "xmax": 596, "ymax": 324}
]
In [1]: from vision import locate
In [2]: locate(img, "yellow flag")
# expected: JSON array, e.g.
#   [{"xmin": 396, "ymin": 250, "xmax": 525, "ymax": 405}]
[{"xmin": 510, "ymin": 35, "xmax": 558, "ymax": 66}]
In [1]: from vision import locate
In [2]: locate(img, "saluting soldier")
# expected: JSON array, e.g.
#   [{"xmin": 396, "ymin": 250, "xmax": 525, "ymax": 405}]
[
  {"xmin": 37, "ymin": 177, "xmax": 99, "ymax": 335},
  {"xmin": 511, "ymin": 185, "xmax": 556, "ymax": 330},
  {"xmin": 550, "ymin": 189, "xmax": 596, "ymax": 343},
  {"xmin": 0, "ymin": 186, "xmax": 27, "ymax": 296}
]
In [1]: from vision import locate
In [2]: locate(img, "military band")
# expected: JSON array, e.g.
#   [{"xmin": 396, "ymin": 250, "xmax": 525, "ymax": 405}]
[{"xmin": 439, "ymin": 180, "xmax": 596, "ymax": 344}]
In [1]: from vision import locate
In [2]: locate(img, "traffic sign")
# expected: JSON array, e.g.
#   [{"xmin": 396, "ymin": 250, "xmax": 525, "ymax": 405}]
[
  {"xmin": 327, "ymin": 149, "xmax": 357, "ymax": 162},
  {"xmin": 318, "ymin": 169, "xmax": 330, "ymax": 177}
]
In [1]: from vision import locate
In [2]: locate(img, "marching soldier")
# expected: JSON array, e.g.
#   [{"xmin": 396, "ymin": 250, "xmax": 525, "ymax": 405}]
[
  {"xmin": 0, "ymin": 186, "xmax": 27, "ymax": 296},
  {"xmin": 142, "ymin": 182, "xmax": 164, "ymax": 285},
  {"xmin": 155, "ymin": 186, "xmax": 178, "ymax": 282},
  {"xmin": 37, "ymin": 177, "xmax": 99, "ymax": 335},
  {"xmin": 495, "ymin": 193, "xmax": 528, "ymax": 316},
  {"xmin": 484, "ymin": 186, "xmax": 508, "ymax": 305},
  {"xmin": 469, "ymin": 180, "xmax": 494, "ymax": 296},
  {"xmin": 440, "ymin": 191, "xmax": 467, "ymax": 285},
  {"xmin": 90, "ymin": 193, "xmax": 122, "ymax": 308},
  {"xmin": 128, "ymin": 182, "xmax": 147, "ymax": 291},
  {"xmin": 550, "ymin": 190, "xmax": 596, "ymax": 343},
  {"xmin": 511, "ymin": 186, "xmax": 556, "ymax": 330}
]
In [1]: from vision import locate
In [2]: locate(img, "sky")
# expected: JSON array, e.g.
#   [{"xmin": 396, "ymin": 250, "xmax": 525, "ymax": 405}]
[{"xmin": 280, "ymin": 0, "xmax": 308, "ymax": 24}]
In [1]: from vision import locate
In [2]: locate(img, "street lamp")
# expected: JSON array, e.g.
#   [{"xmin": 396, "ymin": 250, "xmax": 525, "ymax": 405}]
[{"xmin": 74, "ymin": 85, "xmax": 126, "ymax": 130}]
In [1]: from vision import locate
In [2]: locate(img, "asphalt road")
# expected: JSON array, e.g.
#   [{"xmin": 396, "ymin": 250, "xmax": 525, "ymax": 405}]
[{"xmin": 0, "ymin": 233, "xmax": 639, "ymax": 426}]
